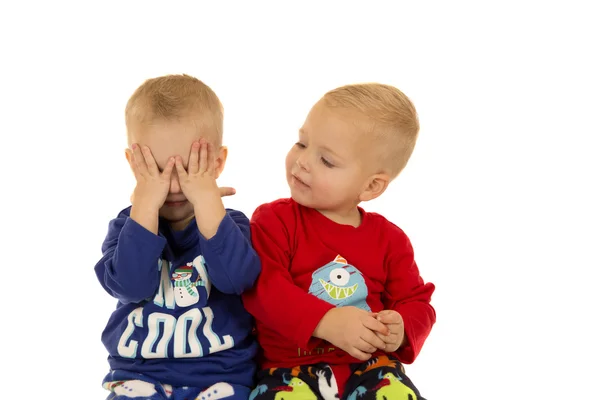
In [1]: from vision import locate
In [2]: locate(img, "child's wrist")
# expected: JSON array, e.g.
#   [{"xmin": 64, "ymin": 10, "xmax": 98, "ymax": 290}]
[
  {"xmin": 313, "ymin": 308, "xmax": 335, "ymax": 341},
  {"xmin": 193, "ymin": 196, "xmax": 226, "ymax": 240},
  {"xmin": 192, "ymin": 192, "xmax": 224, "ymax": 216},
  {"xmin": 130, "ymin": 204, "xmax": 159, "ymax": 234}
]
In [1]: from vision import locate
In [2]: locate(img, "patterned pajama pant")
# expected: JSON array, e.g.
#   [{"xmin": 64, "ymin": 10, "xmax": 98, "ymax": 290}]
[
  {"xmin": 249, "ymin": 355, "xmax": 425, "ymax": 400},
  {"xmin": 102, "ymin": 370, "xmax": 250, "ymax": 400}
]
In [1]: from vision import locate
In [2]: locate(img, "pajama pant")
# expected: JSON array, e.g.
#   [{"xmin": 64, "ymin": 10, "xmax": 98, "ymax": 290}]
[
  {"xmin": 102, "ymin": 370, "xmax": 250, "ymax": 400},
  {"xmin": 249, "ymin": 355, "xmax": 425, "ymax": 400}
]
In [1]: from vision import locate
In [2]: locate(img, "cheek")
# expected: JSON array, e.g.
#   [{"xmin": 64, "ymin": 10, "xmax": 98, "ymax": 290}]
[
  {"xmin": 285, "ymin": 150, "xmax": 295, "ymax": 170},
  {"xmin": 320, "ymin": 170, "xmax": 350, "ymax": 192}
]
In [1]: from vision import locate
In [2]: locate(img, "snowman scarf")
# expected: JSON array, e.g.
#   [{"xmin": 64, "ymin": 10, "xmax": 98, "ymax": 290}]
[{"xmin": 173, "ymin": 278, "xmax": 204, "ymax": 297}]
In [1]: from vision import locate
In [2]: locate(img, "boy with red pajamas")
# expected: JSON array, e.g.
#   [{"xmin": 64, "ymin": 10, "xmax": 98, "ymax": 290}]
[{"xmin": 244, "ymin": 83, "xmax": 436, "ymax": 399}]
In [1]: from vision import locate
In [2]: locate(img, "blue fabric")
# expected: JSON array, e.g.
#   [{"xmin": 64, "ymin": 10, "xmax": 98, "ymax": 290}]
[{"xmin": 95, "ymin": 206, "xmax": 261, "ymax": 390}]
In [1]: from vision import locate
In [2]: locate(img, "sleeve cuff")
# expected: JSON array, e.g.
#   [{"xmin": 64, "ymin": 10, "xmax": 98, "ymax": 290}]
[
  {"xmin": 199, "ymin": 213, "xmax": 236, "ymax": 252},
  {"xmin": 393, "ymin": 305, "xmax": 431, "ymax": 364},
  {"xmin": 294, "ymin": 300, "xmax": 335, "ymax": 349},
  {"xmin": 123, "ymin": 217, "xmax": 167, "ymax": 256}
]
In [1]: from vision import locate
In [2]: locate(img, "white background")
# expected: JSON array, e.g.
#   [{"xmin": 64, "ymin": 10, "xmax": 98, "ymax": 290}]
[{"xmin": 1, "ymin": 1, "xmax": 598, "ymax": 399}]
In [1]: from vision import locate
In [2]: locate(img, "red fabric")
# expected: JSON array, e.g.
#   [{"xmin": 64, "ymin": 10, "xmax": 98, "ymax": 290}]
[{"xmin": 242, "ymin": 198, "xmax": 436, "ymax": 370}]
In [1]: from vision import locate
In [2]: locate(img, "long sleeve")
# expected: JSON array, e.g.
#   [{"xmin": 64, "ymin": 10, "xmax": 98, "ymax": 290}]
[
  {"xmin": 383, "ymin": 227, "xmax": 436, "ymax": 364},
  {"xmin": 199, "ymin": 210, "xmax": 261, "ymax": 295},
  {"xmin": 94, "ymin": 214, "xmax": 167, "ymax": 304},
  {"xmin": 242, "ymin": 204, "xmax": 335, "ymax": 349}
]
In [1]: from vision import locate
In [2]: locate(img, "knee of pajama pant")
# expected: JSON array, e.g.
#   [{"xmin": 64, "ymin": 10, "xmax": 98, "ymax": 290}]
[
  {"xmin": 345, "ymin": 356, "xmax": 425, "ymax": 400},
  {"xmin": 249, "ymin": 376, "xmax": 318, "ymax": 400},
  {"xmin": 196, "ymin": 382, "xmax": 251, "ymax": 400},
  {"xmin": 104, "ymin": 378, "xmax": 167, "ymax": 399}
]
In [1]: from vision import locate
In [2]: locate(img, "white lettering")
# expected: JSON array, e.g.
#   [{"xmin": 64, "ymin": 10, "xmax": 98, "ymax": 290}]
[
  {"xmin": 116, "ymin": 307, "xmax": 233, "ymax": 358},
  {"xmin": 203, "ymin": 307, "xmax": 234, "ymax": 354},
  {"xmin": 174, "ymin": 308, "xmax": 203, "ymax": 358},
  {"xmin": 141, "ymin": 313, "xmax": 175, "ymax": 358},
  {"xmin": 153, "ymin": 260, "xmax": 175, "ymax": 309},
  {"xmin": 117, "ymin": 307, "xmax": 143, "ymax": 358}
]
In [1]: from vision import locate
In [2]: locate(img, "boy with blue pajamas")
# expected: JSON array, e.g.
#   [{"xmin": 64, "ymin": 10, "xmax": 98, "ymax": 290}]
[{"xmin": 95, "ymin": 74, "xmax": 260, "ymax": 399}]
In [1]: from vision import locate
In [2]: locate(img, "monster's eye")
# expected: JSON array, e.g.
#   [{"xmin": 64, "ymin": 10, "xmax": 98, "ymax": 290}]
[{"xmin": 329, "ymin": 268, "xmax": 350, "ymax": 286}]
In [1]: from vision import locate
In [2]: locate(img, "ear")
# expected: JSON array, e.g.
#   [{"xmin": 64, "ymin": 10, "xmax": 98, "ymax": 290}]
[
  {"xmin": 358, "ymin": 173, "xmax": 390, "ymax": 202},
  {"xmin": 214, "ymin": 146, "xmax": 228, "ymax": 178},
  {"xmin": 124, "ymin": 148, "xmax": 135, "ymax": 173}
]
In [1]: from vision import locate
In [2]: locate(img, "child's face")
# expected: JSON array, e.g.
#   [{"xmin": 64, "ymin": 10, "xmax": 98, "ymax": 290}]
[
  {"xmin": 127, "ymin": 118, "xmax": 224, "ymax": 228},
  {"xmin": 285, "ymin": 101, "xmax": 378, "ymax": 215}
]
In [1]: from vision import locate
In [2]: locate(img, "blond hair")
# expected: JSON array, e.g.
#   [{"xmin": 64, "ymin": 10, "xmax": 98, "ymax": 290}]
[
  {"xmin": 125, "ymin": 74, "xmax": 223, "ymax": 144},
  {"xmin": 323, "ymin": 83, "xmax": 419, "ymax": 178}
]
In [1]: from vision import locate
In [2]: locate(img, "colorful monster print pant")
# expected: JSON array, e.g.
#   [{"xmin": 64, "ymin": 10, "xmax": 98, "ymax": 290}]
[
  {"xmin": 249, "ymin": 355, "xmax": 425, "ymax": 400},
  {"xmin": 102, "ymin": 370, "xmax": 250, "ymax": 400}
]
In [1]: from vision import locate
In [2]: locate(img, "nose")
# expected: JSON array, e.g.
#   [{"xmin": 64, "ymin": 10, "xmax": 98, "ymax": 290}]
[
  {"xmin": 169, "ymin": 173, "xmax": 182, "ymax": 194},
  {"xmin": 296, "ymin": 153, "xmax": 310, "ymax": 172}
]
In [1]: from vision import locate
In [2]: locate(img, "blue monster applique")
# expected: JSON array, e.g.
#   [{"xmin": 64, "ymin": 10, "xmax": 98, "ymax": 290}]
[{"xmin": 308, "ymin": 255, "xmax": 371, "ymax": 311}]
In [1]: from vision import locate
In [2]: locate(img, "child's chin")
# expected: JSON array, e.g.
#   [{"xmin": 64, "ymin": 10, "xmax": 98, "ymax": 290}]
[
  {"xmin": 290, "ymin": 194, "xmax": 314, "ymax": 209},
  {"xmin": 160, "ymin": 206, "xmax": 194, "ymax": 224}
]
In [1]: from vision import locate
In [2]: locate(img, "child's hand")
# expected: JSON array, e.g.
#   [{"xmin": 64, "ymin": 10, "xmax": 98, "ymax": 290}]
[
  {"xmin": 313, "ymin": 307, "xmax": 390, "ymax": 361},
  {"xmin": 374, "ymin": 310, "xmax": 406, "ymax": 353},
  {"xmin": 127, "ymin": 143, "xmax": 175, "ymax": 212},
  {"xmin": 175, "ymin": 139, "xmax": 235, "ymax": 205}
]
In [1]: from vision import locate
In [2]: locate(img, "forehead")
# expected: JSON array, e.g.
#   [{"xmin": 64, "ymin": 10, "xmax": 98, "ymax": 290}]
[
  {"xmin": 301, "ymin": 101, "xmax": 368, "ymax": 156},
  {"xmin": 128, "ymin": 119, "xmax": 209, "ymax": 167}
]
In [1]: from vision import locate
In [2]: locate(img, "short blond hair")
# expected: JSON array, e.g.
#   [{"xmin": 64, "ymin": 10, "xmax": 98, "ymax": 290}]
[
  {"xmin": 125, "ymin": 74, "xmax": 223, "ymax": 144},
  {"xmin": 323, "ymin": 83, "xmax": 419, "ymax": 178}
]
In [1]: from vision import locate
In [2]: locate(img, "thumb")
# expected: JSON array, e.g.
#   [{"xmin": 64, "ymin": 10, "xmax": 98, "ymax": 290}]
[{"xmin": 219, "ymin": 186, "xmax": 236, "ymax": 197}]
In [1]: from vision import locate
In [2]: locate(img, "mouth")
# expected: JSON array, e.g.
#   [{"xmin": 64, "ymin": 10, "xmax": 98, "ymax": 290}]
[
  {"xmin": 292, "ymin": 174, "xmax": 309, "ymax": 188},
  {"xmin": 319, "ymin": 279, "xmax": 358, "ymax": 300},
  {"xmin": 164, "ymin": 200, "xmax": 188, "ymax": 207}
]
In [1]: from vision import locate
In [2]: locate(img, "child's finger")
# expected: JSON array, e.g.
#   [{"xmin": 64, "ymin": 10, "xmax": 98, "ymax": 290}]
[
  {"xmin": 376, "ymin": 331, "xmax": 398, "ymax": 344},
  {"xmin": 376, "ymin": 310, "xmax": 402, "ymax": 325},
  {"xmin": 188, "ymin": 141, "xmax": 200, "ymax": 174},
  {"xmin": 141, "ymin": 145, "xmax": 160, "ymax": 175},
  {"xmin": 348, "ymin": 346, "xmax": 372, "ymax": 361},
  {"xmin": 362, "ymin": 315, "xmax": 390, "ymax": 336},
  {"xmin": 361, "ymin": 329, "xmax": 387, "ymax": 350},
  {"xmin": 355, "ymin": 337, "xmax": 378, "ymax": 354},
  {"xmin": 385, "ymin": 322, "xmax": 403, "ymax": 335},
  {"xmin": 175, "ymin": 156, "xmax": 187, "ymax": 178},
  {"xmin": 206, "ymin": 142, "xmax": 216, "ymax": 173},
  {"xmin": 199, "ymin": 139, "xmax": 208, "ymax": 173},
  {"xmin": 162, "ymin": 157, "xmax": 175, "ymax": 178},
  {"xmin": 132, "ymin": 144, "xmax": 147, "ymax": 175},
  {"xmin": 219, "ymin": 187, "xmax": 236, "ymax": 197}
]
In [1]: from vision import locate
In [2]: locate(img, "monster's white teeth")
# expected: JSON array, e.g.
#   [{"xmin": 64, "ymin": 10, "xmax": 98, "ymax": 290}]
[{"xmin": 319, "ymin": 279, "xmax": 358, "ymax": 299}]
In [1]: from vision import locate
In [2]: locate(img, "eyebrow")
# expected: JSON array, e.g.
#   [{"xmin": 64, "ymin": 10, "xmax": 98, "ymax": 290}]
[
  {"xmin": 321, "ymin": 145, "xmax": 341, "ymax": 160},
  {"xmin": 298, "ymin": 128, "xmax": 342, "ymax": 159}
]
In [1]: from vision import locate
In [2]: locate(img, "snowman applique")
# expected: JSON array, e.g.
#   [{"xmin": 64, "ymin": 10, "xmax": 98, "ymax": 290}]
[{"xmin": 171, "ymin": 263, "xmax": 205, "ymax": 307}]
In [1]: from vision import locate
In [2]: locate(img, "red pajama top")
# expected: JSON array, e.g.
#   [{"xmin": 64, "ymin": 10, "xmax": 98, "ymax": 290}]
[{"xmin": 242, "ymin": 198, "xmax": 436, "ymax": 369}]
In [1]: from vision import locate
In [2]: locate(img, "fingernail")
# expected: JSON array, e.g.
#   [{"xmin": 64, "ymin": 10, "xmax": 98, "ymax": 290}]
[{"xmin": 132, "ymin": 143, "xmax": 138, "ymax": 149}]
